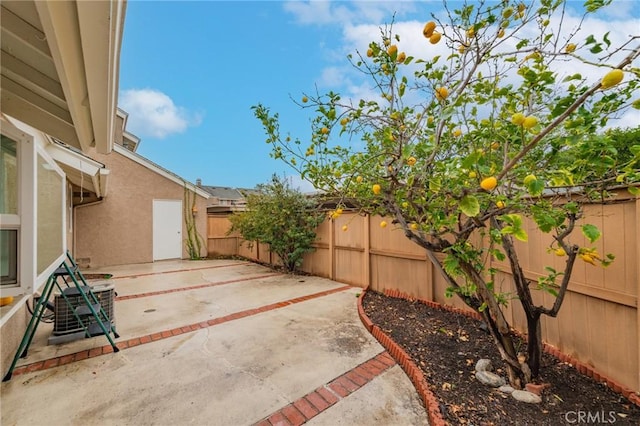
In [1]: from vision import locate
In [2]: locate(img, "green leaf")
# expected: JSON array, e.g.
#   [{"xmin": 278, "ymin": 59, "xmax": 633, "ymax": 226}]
[
  {"xmin": 443, "ymin": 254, "xmax": 460, "ymax": 275},
  {"xmin": 546, "ymin": 288, "xmax": 559, "ymax": 297},
  {"xmin": 501, "ymin": 214, "xmax": 523, "ymax": 227},
  {"xmin": 514, "ymin": 228, "xmax": 529, "ymax": 242},
  {"xmin": 459, "ymin": 195, "xmax": 480, "ymax": 217},
  {"xmin": 628, "ymin": 186, "xmax": 640, "ymax": 195},
  {"xmin": 581, "ymin": 224, "xmax": 601, "ymax": 243},
  {"xmin": 501, "ymin": 225, "xmax": 515, "ymax": 235},
  {"xmin": 527, "ymin": 179, "xmax": 545, "ymax": 196},
  {"xmin": 533, "ymin": 211, "xmax": 556, "ymax": 233}
]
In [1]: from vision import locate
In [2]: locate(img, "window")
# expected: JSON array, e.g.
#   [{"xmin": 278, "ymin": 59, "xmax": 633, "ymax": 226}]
[
  {"xmin": 1, "ymin": 134, "xmax": 18, "ymax": 215},
  {"xmin": 0, "ymin": 230, "xmax": 17, "ymax": 285},
  {"xmin": 1, "ymin": 134, "xmax": 19, "ymax": 288}
]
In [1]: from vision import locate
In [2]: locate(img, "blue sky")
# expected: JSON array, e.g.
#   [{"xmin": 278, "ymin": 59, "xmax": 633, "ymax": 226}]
[{"xmin": 119, "ymin": 1, "xmax": 639, "ymax": 191}]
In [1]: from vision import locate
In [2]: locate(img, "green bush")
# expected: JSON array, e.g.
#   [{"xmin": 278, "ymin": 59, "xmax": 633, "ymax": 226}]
[{"xmin": 228, "ymin": 175, "xmax": 324, "ymax": 273}]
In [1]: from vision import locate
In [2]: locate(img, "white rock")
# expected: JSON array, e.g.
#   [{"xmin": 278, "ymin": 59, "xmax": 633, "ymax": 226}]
[
  {"xmin": 475, "ymin": 371, "xmax": 505, "ymax": 387},
  {"xmin": 498, "ymin": 385, "xmax": 515, "ymax": 394},
  {"xmin": 475, "ymin": 358, "xmax": 493, "ymax": 372},
  {"xmin": 512, "ymin": 390, "xmax": 542, "ymax": 404}
]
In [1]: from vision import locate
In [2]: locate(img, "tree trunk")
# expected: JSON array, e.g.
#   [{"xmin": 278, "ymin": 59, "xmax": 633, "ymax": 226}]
[
  {"xmin": 458, "ymin": 259, "xmax": 527, "ymax": 388},
  {"xmin": 526, "ymin": 311, "xmax": 543, "ymax": 378},
  {"xmin": 482, "ymin": 309, "xmax": 525, "ymax": 388}
]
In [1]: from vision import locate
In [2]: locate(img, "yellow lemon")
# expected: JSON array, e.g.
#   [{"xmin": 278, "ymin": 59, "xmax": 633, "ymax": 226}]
[
  {"xmin": 380, "ymin": 221, "xmax": 388, "ymax": 228},
  {"xmin": 467, "ymin": 27, "xmax": 475, "ymax": 38},
  {"xmin": 397, "ymin": 52, "xmax": 406, "ymax": 63},
  {"xmin": 468, "ymin": 171, "xmax": 477, "ymax": 179},
  {"xmin": 502, "ymin": 7, "xmax": 513, "ymax": 19},
  {"xmin": 340, "ymin": 117, "xmax": 349, "ymax": 126},
  {"xmin": 410, "ymin": 223, "xmax": 419, "ymax": 230},
  {"xmin": 387, "ymin": 44, "xmax": 398, "ymax": 57},
  {"xmin": 372, "ymin": 184, "xmax": 381, "ymax": 194},
  {"xmin": 356, "ymin": 175, "xmax": 363, "ymax": 183},
  {"xmin": 402, "ymin": 201, "xmax": 409, "ymax": 208},
  {"xmin": 423, "ymin": 21, "xmax": 436, "ymax": 38},
  {"xmin": 458, "ymin": 45, "xmax": 466, "ymax": 54},
  {"xmin": 523, "ymin": 174, "xmax": 537, "ymax": 185},
  {"xmin": 480, "ymin": 176, "xmax": 498, "ymax": 191},
  {"xmin": 366, "ymin": 48, "xmax": 374, "ymax": 57},
  {"xmin": 522, "ymin": 116, "xmax": 538, "ymax": 129},
  {"xmin": 601, "ymin": 69, "xmax": 624, "ymax": 89},
  {"xmin": 429, "ymin": 32, "xmax": 442, "ymax": 44},
  {"xmin": 580, "ymin": 254, "xmax": 596, "ymax": 265},
  {"xmin": 384, "ymin": 38, "xmax": 391, "ymax": 46},
  {"xmin": 511, "ymin": 112, "xmax": 526, "ymax": 126},
  {"xmin": 407, "ymin": 156, "xmax": 417, "ymax": 166},
  {"xmin": 497, "ymin": 28, "xmax": 505, "ymax": 38},
  {"xmin": 565, "ymin": 43, "xmax": 576, "ymax": 53},
  {"xmin": 496, "ymin": 200, "xmax": 505, "ymax": 209},
  {"xmin": 554, "ymin": 248, "xmax": 566, "ymax": 257},
  {"xmin": 518, "ymin": 3, "xmax": 526, "ymax": 13},
  {"xmin": 491, "ymin": 141, "xmax": 500, "ymax": 150},
  {"xmin": 320, "ymin": 127, "xmax": 329, "ymax": 134},
  {"xmin": 435, "ymin": 87, "xmax": 449, "ymax": 100},
  {"xmin": 342, "ymin": 225, "xmax": 348, "ymax": 232},
  {"xmin": 302, "ymin": 96, "xmax": 308, "ymax": 103}
]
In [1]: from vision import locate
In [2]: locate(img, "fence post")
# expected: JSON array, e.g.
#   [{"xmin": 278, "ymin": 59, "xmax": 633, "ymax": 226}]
[
  {"xmin": 364, "ymin": 214, "xmax": 371, "ymax": 288},
  {"xmin": 329, "ymin": 217, "xmax": 335, "ymax": 280},
  {"xmin": 636, "ymin": 195, "xmax": 640, "ymax": 392}
]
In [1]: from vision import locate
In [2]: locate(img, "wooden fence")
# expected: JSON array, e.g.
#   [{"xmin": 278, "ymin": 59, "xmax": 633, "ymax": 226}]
[{"xmin": 207, "ymin": 193, "xmax": 639, "ymax": 393}]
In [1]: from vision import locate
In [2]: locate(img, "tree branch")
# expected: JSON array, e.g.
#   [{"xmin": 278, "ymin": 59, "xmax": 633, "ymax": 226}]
[{"xmin": 498, "ymin": 44, "xmax": 640, "ymax": 181}]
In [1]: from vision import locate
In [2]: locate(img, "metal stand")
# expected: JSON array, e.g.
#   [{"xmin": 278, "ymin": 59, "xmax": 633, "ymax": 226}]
[{"xmin": 3, "ymin": 252, "xmax": 119, "ymax": 381}]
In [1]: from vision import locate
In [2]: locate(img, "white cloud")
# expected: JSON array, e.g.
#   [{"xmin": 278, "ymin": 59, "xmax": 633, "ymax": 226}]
[
  {"xmin": 286, "ymin": 174, "xmax": 319, "ymax": 194},
  {"xmin": 284, "ymin": 1, "xmax": 417, "ymax": 27},
  {"xmin": 119, "ymin": 88, "xmax": 202, "ymax": 139}
]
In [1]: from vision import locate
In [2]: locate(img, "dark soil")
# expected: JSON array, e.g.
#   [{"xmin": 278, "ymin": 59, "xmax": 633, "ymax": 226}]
[{"xmin": 363, "ymin": 291, "xmax": 640, "ymax": 425}]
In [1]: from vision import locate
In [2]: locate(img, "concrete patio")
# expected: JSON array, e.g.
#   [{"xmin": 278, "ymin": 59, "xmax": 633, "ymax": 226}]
[{"xmin": 0, "ymin": 259, "xmax": 428, "ymax": 425}]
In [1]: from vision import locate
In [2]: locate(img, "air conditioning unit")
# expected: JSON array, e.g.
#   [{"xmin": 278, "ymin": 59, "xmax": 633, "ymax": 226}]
[{"xmin": 48, "ymin": 282, "xmax": 116, "ymax": 345}]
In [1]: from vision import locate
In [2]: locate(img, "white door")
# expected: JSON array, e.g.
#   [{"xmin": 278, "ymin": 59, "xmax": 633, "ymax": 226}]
[{"xmin": 152, "ymin": 199, "xmax": 182, "ymax": 261}]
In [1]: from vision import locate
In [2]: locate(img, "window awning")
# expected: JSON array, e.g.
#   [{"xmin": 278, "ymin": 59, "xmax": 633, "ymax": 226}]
[{"xmin": 45, "ymin": 141, "xmax": 109, "ymax": 199}]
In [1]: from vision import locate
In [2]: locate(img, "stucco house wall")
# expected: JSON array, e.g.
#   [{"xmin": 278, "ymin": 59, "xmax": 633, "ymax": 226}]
[{"xmin": 74, "ymin": 148, "xmax": 208, "ymax": 268}]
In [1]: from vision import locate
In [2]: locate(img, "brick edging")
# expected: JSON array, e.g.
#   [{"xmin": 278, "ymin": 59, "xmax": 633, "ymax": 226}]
[
  {"xmin": 364, "ymin": 287, "xmax": 640, "ymax": 409},
  {"xmin": 357, "ymin": 289, "xmax": 448, "ymax": 426},
  {"xmin": 110, "ymin": 261, "xmax": 249, "ymax": 280},
  {"xmin": 253, "ymin": 352, "xmax": 396, "ymax": 426}
]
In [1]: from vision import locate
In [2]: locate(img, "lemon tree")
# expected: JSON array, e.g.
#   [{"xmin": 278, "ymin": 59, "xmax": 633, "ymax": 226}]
[
  {"xmin": 253, "ymin": 0, "xmax": 640, "ymax": 387},
  {"xmin": 228, "ymin": 175, "xmax": 324, "ymax": 273}
]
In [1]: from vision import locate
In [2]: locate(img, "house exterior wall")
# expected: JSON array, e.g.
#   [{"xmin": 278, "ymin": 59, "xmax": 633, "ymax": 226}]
[
  {"xmin": 74, "ymin": 150, "xmax": 208, "ymax": 268},
  {"xmin": 0, "ymin": 305, "xmax": 28, "ymax": 379}
]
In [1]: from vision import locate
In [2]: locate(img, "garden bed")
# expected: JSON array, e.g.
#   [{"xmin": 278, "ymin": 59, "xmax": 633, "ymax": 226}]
[{"xmin": 362, "ymin": 290, "xmax": 640, "ymax": 425}]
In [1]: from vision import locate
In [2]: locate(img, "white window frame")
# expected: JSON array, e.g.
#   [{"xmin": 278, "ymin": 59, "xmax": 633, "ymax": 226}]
[
  {"xmin": 1, "ymin": 119, "xmax": 33, "ymax": 298},
  {"xmin": 0, "ymin": 118, "xmax": 67, "ymax": 298}
]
